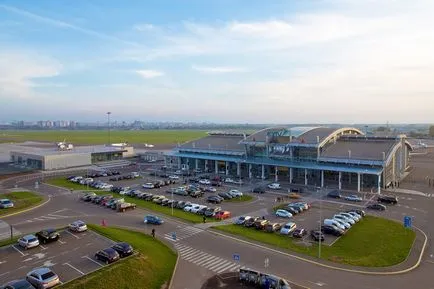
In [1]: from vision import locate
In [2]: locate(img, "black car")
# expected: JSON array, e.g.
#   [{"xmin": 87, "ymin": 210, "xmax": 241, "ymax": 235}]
[
  {"xmin": 245, "ymin": 217, "xmax": 259, "ymax": 227},
  {"xmin": 321, "ymin": 225, "xmax": 344, "ymax": 236},
  {"xmin": 292, "ymin": 228, "xmax": 307, "ymax": 238},
  {"xmin": 377, "ymin": 195, "xmax": 398, "ymax": 204},
  {"xmin": 347, "ymin": 209, "xmax": 366, "ymax": 217},
  {"xmin": 197, "ymin": 207, "xmax": 208, "ymax": 215},
  {"xmin": 285, "ymin": 206, "xmax": 299, "ymax": 215},
  {"xmin": 204, "ymin": 207, "xmax": 221, "ymax": 217},
  {"xmin": 190, "ymin": 190, "xmax": 203, "ymax": 198},
  {"xmin": 35, "ymin": 229, "xmax": 60, "ymax": 244},
  {"xmin": 310, "ymin": 230, "xmax": 325, "ymax": 241},
  {"xmin": 207, "ymin": 196, "xmax": 222, "ymax": 204},
  {"xmin": 252, "ymin": 187, "xmax": 265, "ymax": 194},
  {"xmin": 367, "ymin": 203, "xmax": 386, "ymax": 211},
  {"xmin": 327, "ymin": 190, "xmax": 341, "ymax": 198},
  {"xmin": 218, "ymin": 192, "xmax": 232, "ymax": 200},
  {"xmin": 95, "ymin": 248, "xmax": 120, "ymax": 264},
  {"xmin": 1, "ymin": 279, "xmax": 36, "ymax": 289},
  {"xmin": 111, "ymin": 242, "xmax": 133, "ymax": 258}
]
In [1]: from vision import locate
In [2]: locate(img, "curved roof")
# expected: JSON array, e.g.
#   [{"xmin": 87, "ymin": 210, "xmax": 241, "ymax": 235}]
[
  {"xmin": 242, "ymin": 126, "xmax": 287, "ymax": 143},
  {"xmin": 179, "ymin": 135, "xmax": 245, "ymax": 152}
]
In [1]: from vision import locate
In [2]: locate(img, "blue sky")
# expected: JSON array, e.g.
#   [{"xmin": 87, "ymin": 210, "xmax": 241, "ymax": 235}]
[{"xmin": 1, "ymin": 0, "xmax": 433, "ymax": 123}]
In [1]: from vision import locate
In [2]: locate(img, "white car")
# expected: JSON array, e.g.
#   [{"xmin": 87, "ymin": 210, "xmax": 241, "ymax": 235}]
[
  {"xmin": 131, "ymin": 172, "xmax": 140, "ymax": 178},
  {"xmin": 18, "ymin": 234, "xmax": 40, "ymax": 250},
  {"xmin": 190, "ymin": 205, "xmax": 206, "ymax": 213},
  {"xmin": 233, "ymin": 179, "xmax": 244, "ymax": 185},
  {"xmin": 169, "ymin": 175, "xmax": 179, "ymax": 180},
  {"xmin": 26, "ymin": 267, "xmax": 60, "ymax": 289},
  {"xmin": 275, "ymin": 209, "xmax": 293, "ymax": 218},
  {"xmin": 334, "ymin": 214, "xmax": 355, "ymax": 225},
  {"xmin": 199, "ymin": 179, "xmax": 211, "ymax": 185},
  {"xmin": 280, "ymin": 222, "xmax": 297, "ymax": 235},
  {"xmin": 183, "ymin": 204, "xmax": 198, "ymax": 212},
  {"xmin": 345, "ymin": 195, "xmax": 363, "ymax": 202},
  {"xmin": 69, "ymin": 220, "xmax": 88, "ymax": 232},
  {"xmin": 142, "ymin": 183, "xmax": 155, "ymax": 189},
  {"xmin": 268, "ymin": 183, "xmax": 281, "ymax": 189},
  {"xmin": 346, "ymin": 211, "xmax": 362, "ymax": 220},
  {"xmin": 224, "ymin": 178, "xmax": 234, "ymax": 183},
  {"xmin": 332, "ymin": 218, "xmax": 351, "ymax": 229},
  {"xmin": 228, "ymin": 190, "xmax": 243, "ymax": 197},
  {"xmin": 340, "ymin": 212, "xmax": 360, "ymax": 222}
]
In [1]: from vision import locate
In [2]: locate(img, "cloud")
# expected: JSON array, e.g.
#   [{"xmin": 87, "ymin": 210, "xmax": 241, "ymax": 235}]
[
  {"xmin": 134, "ymin": 23, "xmax": 155, "ymax": 31},
  {"xmin": 192, "ymin": 65, "xmax": 246, "ymax": 73},
  {"xmin": 0, "ymin": 4, "xmax": 141, "ymax": 47},
  {"xmin": 136, "ymin": 70, "xmax": 164, "ymax": 78}
]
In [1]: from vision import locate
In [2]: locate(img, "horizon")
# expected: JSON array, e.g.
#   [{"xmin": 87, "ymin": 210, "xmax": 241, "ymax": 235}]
[{"xmin": 1, "ymin": 1, "xmax": 434, "ymax": 123}]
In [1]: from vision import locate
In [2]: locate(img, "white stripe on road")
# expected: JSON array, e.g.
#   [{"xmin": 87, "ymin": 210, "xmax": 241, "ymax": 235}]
[
  {"xmin": 192, "ymin": 254, "xmax": 216, "ymax": 266},
  {"xmin": 58, "ymin": 240, "xmax": 66, "ymax": 244},
  {"xmin": 65, "ymin": 230, "xmax": 80, "ymax": 239},
  {"xmin": 163, "ymin": 236, "xmax": 177, "ymax": 242},
  {"xmin": 198, "ymin": 256, "xmax": 220, "ymax": 268},
  {"xmin": 64, "ymin": 263, "xmax": 85, "ymax": 275},
  {"xmin": 82, "ymin": 256, "xmax": 104, "ymax": 267},
  {"xmin": 11, "ymin": 245, "xmax": 26, "ymax": 256},
  {"xmin": 181, "ymin": 249, "xmax": 200, "ymax": 259},
  {"xmin": 178, "ymin": 247, "xmax": 196, "ymax": 255},
  {"xmin": 217, "ymin": 263, "xmax": 239, "ymax": 273},
  {"xmin": 0, "ymin": 271, "xmax": 10, "ymax": 277},
  {"xmin": 206, "ymin": 258, "xmax": 228, "ymax": 271},
  {"xmin": 184, "ymin": 251, "xmax": 208, "ymax": 261},
  {"xmin": 211, "ymin": 260, "xmax": 234, "ymax": 273},
  {"xmin": 39, "ymin": 244, "xmax": 47, "ymax": 250}
]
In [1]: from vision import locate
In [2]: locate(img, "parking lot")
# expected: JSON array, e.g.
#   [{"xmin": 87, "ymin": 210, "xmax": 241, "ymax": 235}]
[{"xmin": 0, "ymin": 229, "xmax": 116, "ymax": 285}]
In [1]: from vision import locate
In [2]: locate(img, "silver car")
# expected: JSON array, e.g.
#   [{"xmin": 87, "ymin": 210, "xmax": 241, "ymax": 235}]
[
  {"xmin": 26, "ymin": 268, "xmax": 60, "ymax": 289},
  {"xmin": 18, "ymin": 235, "xmax": 39, "ymax": 250}
]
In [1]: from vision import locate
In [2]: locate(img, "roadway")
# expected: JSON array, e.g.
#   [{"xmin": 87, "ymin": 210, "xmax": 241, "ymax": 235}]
[{"xmin": 1, "ymin": 170, "xmax": 434, "ymax": 289}]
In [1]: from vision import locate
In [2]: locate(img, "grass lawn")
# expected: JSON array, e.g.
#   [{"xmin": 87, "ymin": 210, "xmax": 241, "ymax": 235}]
[
  {"xmin": 0, "ymin": 191, "xmax": 43, "ymax": 216},
  {"xmin": 60, "ymin": 225, "xmax": 177, "ymax": 289},
  {"xmin": 214, "ymin": 216, "xmax": 416, "ymax": 267},
  {"xmin": 0, "ymin": 130, "xmax": 206, "ymax": 145},
  {"xmin": 47, "ymin": 177, "xmax": 217, "ymax": 223},
  {"xmin": 226, "ymin": 195, "xmax": 254, "ymax": 203}
]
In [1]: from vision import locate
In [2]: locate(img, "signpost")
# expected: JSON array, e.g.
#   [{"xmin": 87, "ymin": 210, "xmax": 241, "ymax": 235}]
[
  {"xmin": 233, "ymin": 253, "xmax": 240, "ymax": 262},
  {"xmin": 404, "ymin": 216, "xmax": 412, "ymax": 228},
  {"xmin": 172, "ymin": 232, "xmax": 177, "ymax": 241}
]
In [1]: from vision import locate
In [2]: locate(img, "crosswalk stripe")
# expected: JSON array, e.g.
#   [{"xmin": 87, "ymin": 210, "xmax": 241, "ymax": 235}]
[
  {"xmin": 192, "ymin": 254, "xmax": 215, "ymax": 266},
  {"xmin": 184, "ymin": 251, "xmax": 208, "ymax": 261},
  {"xmin": 209, "ymin": 260, "xmax": 233, "ymax": 272},
  {"xmin": 228, "ymin": 265, "xmax": 241, "ymax": 272},
  {"xmin": 199, "ymin": 256, "xmax": 220, "ymax": 268},
  {"xmin": 182, "ymin": 249, "xmax": 201, "ymax": 259},
  {"xmin": 181, "ymin": 227, "xmax": 202, "ymax": 233},
  {"xmin": 206, "ymin": 258, "xmax": 228, "ymax": 271},
  {"xmin": 217, "ymin": 263, "xmax": 239, "ymax": 273},
  {"xmin": 179, "ymin": 247, "xmax": 196, "ymax": 255},
  {"xmin": 39, "ymin": 216, "xmax": 58, "ymax": 220},
  {"xmin": 163, "ymin": 236, "xmax": 177, "ymax": 242}
]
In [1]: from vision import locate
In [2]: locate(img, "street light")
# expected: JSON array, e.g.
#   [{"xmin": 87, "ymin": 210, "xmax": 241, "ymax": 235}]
[
  {"xmin": 318, "ymin": 189, "xmax": 322, "ymax": 259},
  {"xmin": 107, "ymin": 112, "xmax": 112, "ymax": 145}
]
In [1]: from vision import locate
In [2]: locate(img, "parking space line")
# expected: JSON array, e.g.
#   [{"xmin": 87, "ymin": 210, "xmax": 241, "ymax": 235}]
[
  {"xmin": 82, "ymin": 256, "xmax": 104, "ymax": 267},
  {"xmin": 39, "ymin": 244, "xmax": 47, "ymax": 250},
  {"xmin": 11, "ymin": 245, "xmax": 27, "ymax": 256},
  {"xmin": 65, "ymin": 230, "xmax": 80, "ymax": 239},
  {"xmin": 64, "ymin": 263, "xmax": 85, "ymax": 275},
  {"xmin": 58, "ymin": 240, "xmax": 66, "ymax": 244},
  {"xmin": 0, "ymin": 272, "xmax": 10, "ymax": 277}
]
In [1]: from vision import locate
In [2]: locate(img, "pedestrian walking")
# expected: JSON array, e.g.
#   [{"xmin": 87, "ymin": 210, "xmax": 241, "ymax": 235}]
[
  {"xmin": 151, "ymin": 228, "xmax": 155, "ymax": 238},
  {"xmin": 203, "ymin": 216, "xmax": 206, "ymax": 223}
]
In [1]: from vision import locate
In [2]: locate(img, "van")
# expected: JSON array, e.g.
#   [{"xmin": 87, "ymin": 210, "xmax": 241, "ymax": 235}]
[{"xmin": 324, "ymin": 219, "xmax": 345, "ymax": 230}]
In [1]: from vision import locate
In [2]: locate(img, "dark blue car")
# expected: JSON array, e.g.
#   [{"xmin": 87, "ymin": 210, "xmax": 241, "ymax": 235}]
[{"xmin": 144, "ymin": 215, "xmax": 163, "ymax": 225}]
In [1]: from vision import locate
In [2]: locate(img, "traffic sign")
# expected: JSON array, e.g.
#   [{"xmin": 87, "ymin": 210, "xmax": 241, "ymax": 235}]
[
  {"xmin": 171, "ymin": 232, "xmax": 177, "ymax": 241},
  {"xmin": 233, "ymin": 254, "xmax": 240, "ymax": 262},
  {"xmin": 404, "ymin": 216, "xmax": 412, "ymax": 228}
]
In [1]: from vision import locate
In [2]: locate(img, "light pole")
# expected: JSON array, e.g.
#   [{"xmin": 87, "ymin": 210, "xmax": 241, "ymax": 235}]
[
  {"xmin": 107, "ymin": 112, "xmax": 112, "ymax": 145},
  {"xmin": 318, "ymin": 189, "xmax": 322, "ymax": 258}
]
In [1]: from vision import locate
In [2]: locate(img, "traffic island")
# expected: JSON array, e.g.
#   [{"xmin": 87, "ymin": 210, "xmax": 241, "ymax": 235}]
[{"xmin": 0, "ymin": 191, "xmax": 44, "ymax": 217}]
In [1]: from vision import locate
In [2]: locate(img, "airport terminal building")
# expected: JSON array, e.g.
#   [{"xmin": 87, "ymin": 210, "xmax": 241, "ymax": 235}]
[{"xmin": 166, "ymin": 127, "xmax": 412, "ymax": 192}]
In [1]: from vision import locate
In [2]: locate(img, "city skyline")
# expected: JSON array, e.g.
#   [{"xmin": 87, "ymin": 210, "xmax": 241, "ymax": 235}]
[{"xmin": 1, "ymin": 0, "xmax": 433, "ymax": 123}]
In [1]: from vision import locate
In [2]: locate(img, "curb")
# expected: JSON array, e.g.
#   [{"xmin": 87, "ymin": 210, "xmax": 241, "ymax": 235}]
[
  {"xmin": 1, "ymin": 195, "xmax": 51, "ymax": 219},
  {"xmin": 209, "ymin": 226, "xmax": 428, "ymax": 275},
  {"xmin": 168, "ymin": 249, "xmax": 181, "ymax": 289}
]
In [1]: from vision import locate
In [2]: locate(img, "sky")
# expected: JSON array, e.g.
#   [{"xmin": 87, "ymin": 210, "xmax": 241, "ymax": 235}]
[{"xmin": 0, "ymin": 0, "xmax": 433, "ymax": 124}]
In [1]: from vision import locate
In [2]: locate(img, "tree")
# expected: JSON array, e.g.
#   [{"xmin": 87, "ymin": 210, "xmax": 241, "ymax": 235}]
[{"xmin": 429, "ymin": 125, "xmax": 434, "ymax": 137}]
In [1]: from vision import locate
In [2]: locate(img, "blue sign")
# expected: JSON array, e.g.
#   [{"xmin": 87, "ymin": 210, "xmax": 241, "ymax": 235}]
[
  {"xmin": 404, "ymin": 216, "xmax": 412, "ymax": 228},
  {"xmin": 172, "ymin": 232, "xmax": 177, "ymax": 240},
  {"xmin": 233, "ymin": 254, "xmax": 240, "ymax": 261}
]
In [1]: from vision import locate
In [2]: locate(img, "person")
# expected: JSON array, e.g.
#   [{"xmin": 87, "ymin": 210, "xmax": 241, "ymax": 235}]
[
  {"xmin": 262, "ymin": 216, "xmax": 265, "ymax": 220},
  {"xmin": 151, "ymin": 228, "xmax": 155, "ymax": 238},
  {"xmin": 203, "ymin": 216, "xmax": 206, "ymax": 223}
]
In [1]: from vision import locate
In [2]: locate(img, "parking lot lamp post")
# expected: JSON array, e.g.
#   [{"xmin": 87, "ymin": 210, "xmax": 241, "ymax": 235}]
[
  {"xmin": 171, "ymin": 190, "xmax": 174, "ymax": 215},
  {"xmin": 318, "ymin": 189, "xmax": 322, "ymax": 259}
]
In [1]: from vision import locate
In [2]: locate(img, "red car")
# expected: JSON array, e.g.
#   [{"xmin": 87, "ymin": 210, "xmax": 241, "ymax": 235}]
[{"xmin": 215, "ymin": 211, "xmax": 231, "ymax": 220}]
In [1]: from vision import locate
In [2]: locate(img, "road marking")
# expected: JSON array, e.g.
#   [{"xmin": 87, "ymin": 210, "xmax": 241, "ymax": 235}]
[
  {"xmin": 52, "ymin": 208, "xmax": 69, "ymax": 214},
  {"xmin": 64, "ymin": 263, "xmax": 85, "ymax": 275},
  {"xmin": 39, "ymin": 244, "xmax": 47, "ymax": 250},
  {"xmin": 82, "ymin": 256, "xmax": 104, "ymax": 267},
  {"xmin": 426, "ymin": 260, "xmax": 434, "ymax": 264},
  {"xmin": 209, "ymin": 260, "xmax": 233, "ymax": 272},
  {"xmin": 192, "ymin": 255, "xmax": 216, "ymax": 266},
  {"xmin": 65, "ymin": 230, "xmax": 80, "ymax": 239},
  {"xmin": 184, "ymin": 251, "xmax": 208, "ymax": 262},
  {"xmin": 0, "ymin": 271, "xmax": 10, "ymax": 277},
  {"xmin": 11, "ymin": 245, "xmax": 27, "ymax": 256},
  {"xmin": 309, "ymin": 281, "xmax": 326, "ymax": 287},
  {"xmin": 58, "ymin": 240, "xmax": 66, "ymax": 244}
]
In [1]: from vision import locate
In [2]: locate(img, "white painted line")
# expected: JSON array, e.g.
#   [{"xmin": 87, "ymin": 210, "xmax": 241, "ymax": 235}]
[
  {"xmin": 0, "ymin": 271, "xmax": 10, "ymax": 277},
  {"xmin": 39, "ymin": 244, "xmax": 47, "ymax": 250},
  {"xmin": 182, "ymin": 249, "xmax": 201, "ymax": 259},
  {"xmin": 193, "ymin": 255, "xmax": 216, "ymax": 266},
  {"xmin": 65, "ymin": 230, "xmax": 80, "ymax": 239},
  {"xmin": 38, "ymin": 216, "xmax": 58, "ymax": 220},
  {"xmin": 47, "ymin": 214, "xmax": 69, "ymax": 218},
  {"xmin": 217, "ymin": 262, "xmax": 238, "ymax": 273},
  {"xmin": 426, "ymin": 260, "xmax": 434, "ymax": 264},
  {"xmin": 209, "ymin": 260, "xmax": 233, "ymax": 272},
  {"xmin": 58, "ymin": 240, "xmax": 66, "ymax": 244},
  {"xmin": 206, "ymin": 258, "xmax": 227, "ymax": 271},
  {"xmin": 33, "ymin": 218, "xmax": 47, "ymax": 221},
  {"xmin": 178, "ymin": 247, "xmax": 196, "ymax": 255},
  {"xmin": 64, "ymin": 263, "xmax": 85, "ymax": 275},
  {"xmin": 11, "ymin": 245, "xmax": 26, "ymax": 256},
  {"xmin": 199, "ymin": 256, "xmax": 220, "ymax": 268},
  {"xmin": 184, "ymin": 251, "xmax": 208, "ymax": 261},
  {"xmin": 82, "ymin": 256, "xmax": 104, "ymax": 267},
  {"xmin": 163, "ymin": 236, "xmax": 177, "ymax": 242}
]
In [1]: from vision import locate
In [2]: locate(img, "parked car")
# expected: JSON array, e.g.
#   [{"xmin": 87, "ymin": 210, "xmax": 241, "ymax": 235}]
[
  {"xmin": 35, "ymin": 229, "xmax": 60, "ymax": 244},
  {"xmin": 169, "ymin": 175, "xmax": 179, "ymax": 180},
  {"xmin": 204, "ymin": 207, "xmax": 221, "ymax": 217},
  {"xmin": 288, "ymin": 193, "xmax": 301, "ymax": 199},
  {"xmin": 285, "ymin": 206, "xmax": 299, "ymax": 215},
  {"xmin": 244, "ymin": 217, "xmax": 259, "ymax": 227},
  {"xmin": 347, "ymin": 209, "xmax": 366, "ymax": 217},
  {"xmin": 183, "ymin": 204, "xmax": 195, "ymax": 212},
  {"xmin": 81, "ymin": 192, "xmax": 97, "ymax": 202},
  {"xmin": 377, "ymin": 195, "xmax": 398, "ymax": 204},
  {"xmin": 254, "ymin": 219, "xmax": 269, "ymax": 230},
  {"xmin": 340, "ymin": 212, "xmax": 360, "ymax": 222},
  {"xmin": 176, "ymin": 201, "xmax": 187, "ymax": 209},
  {"xmin": 324, "ymin": 219, "xmax": 346, "ymax": 230},
  {"xmin": 280, "ymin": 222, "xmax": 297, "ymax": 235},
  {"xmin": 321, "ymin": 225, "xmax": 345, "ymax": 236},
  {"xmin": 292, "ymin": 228, "xmax": 307, "ymax": 238},
  {"xmin": 287, "ymin": 203, "xmax": 304, "ymax": 212},
  {"xmin": 69, "ymin": 220, "xmax": 87, "ymax": 232},
  {"xmin": 333, "ymin": 214, "xmax": 355, "ymax": 225},
  {"xmin": 367, "ymin": 203, "xmax": 387, "ymax": 211},
  {"xmin": 235, "ymin": 216, "xmax": 251, "ymax": 225},
  {"xmin": 95, "ymin": 248, "xmax": 120, "ymax": 264},
  {"xmin": 211, "ymin": 180, "xmax": 222, "ymax": 187},
  {"xmin": 275, "ymin": 209, "xmax": 293, "ymax": 218},
  {"xmin": 189, "ymin": 190, "xmax": 204, "ymax": 198},
  {"xmin": 0, "ymin": 279, "xmax": 35, "ymax": 289},
  {"xmin": 207, "ymin": 196, "xmax": 222, "ymax": 204},
  {"xmin": 265, "ymin": 223, "xmax": 282, "ymax": 233},
  {"xmin": 26, "ymin": 268, "xmax": 60, "ymax": 289},
  {"xmin": 267, "ymin": 183, "xmax": 281, "ymax": 189},
  {"xmin": 144, "ymin": 215, "xmax": 163, "ymax": 225},
  {"xmin": 218, "ymin": 192, "xmax": 233, "ymax": 200},
  {"xmin": 215, "ymin": 211, "xmax": 231, "ymax": 220},
  {"xmin": 252, "ymin": 187, "xmax": 265, "ymax": 194},
  {"xmin": 196, "ymin": 207, "xmax": 209, "ymax": 215},
  {"xmin": 224, "ymin": 178, "xmax": 234, "ymax": 183},
  {"xmin": 345, "ymin": 195, "xmax": 363, "ymax": 202},
  {"xmin": 142, "ymin": 183, "xmax": 155, "ymax": 189},
  {"xmin": 199, "ymin": 179, "xmax": 211, "ymax": 185},
  {"xmin": 228, "ymin": 189, "xmax": 243, "ymax": 197},
  {"xmin": 190, "ymin": 205, "xmax": 206, "ymax": 214},
  {"xmin": 346, "ymin": 211, "xmax": 363, "ymax": 220},
  {"xmin": 18, "ymin": 235, "xmax": 39, "ymax": 250},
  {"xmin": 204, "ymin": 186, "xmax": 217, "ymax": 192},
  {"xmin": 112, "ymin": 242, "xmax": 133, "ymax": 258},
  {"xmin": 327, "ymin": 190, "xmax": 341, "ymax": 198},
  {"xmin": 0, "ymin": 199, "xmax": 14, "ymax": 209},
  {"xmin": 332, "ymin": 218, "xmax": 351, "ymax": 229},
  {"xmin": 310, "ymin": 230, "xmax": 325, "ymax": 241}
]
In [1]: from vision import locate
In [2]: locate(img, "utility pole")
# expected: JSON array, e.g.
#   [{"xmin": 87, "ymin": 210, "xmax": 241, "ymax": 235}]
[
  {"xmin": 107, "ymin": 112, "xmax": 112, "ymax": 145},
  {"xmin": 318, "ymin": 189, "xmax": 322, "ymax": 258}
]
